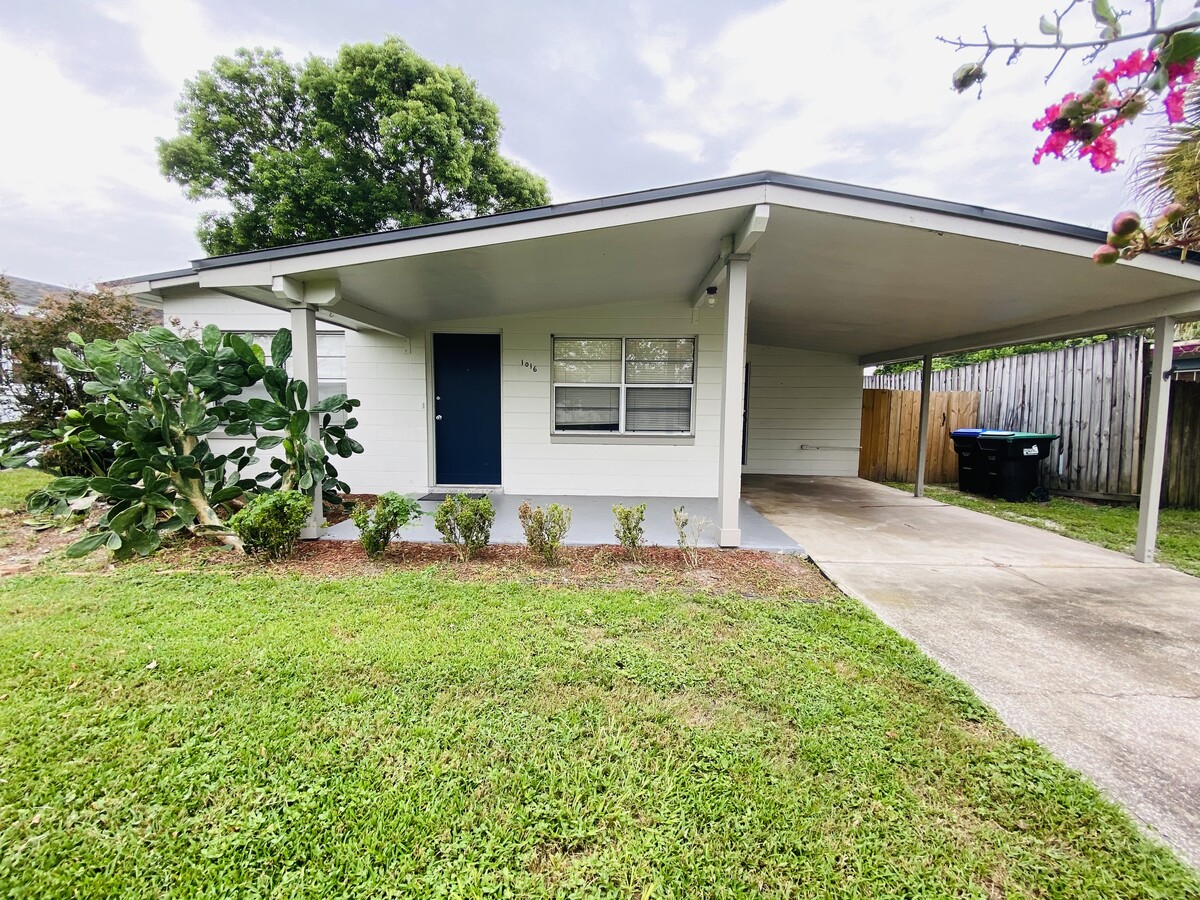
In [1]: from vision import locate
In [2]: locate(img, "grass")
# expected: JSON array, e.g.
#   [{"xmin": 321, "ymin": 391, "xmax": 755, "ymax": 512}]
[
  {"xmin": 886, "ymin": 483, "xmax": 1200, "ymax": 577},
  {"xmin": 0, "ymin": 467, "xmax": 50, "ymax": 512},
  {"xmin": 1, "ymin": 567, "xmax": 1196, "ymax": 897}
]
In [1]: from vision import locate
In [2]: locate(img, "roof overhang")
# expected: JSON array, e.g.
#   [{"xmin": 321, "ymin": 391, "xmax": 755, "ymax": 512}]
[{"xmin": 106, "ymin": 171, "xmax": 1200, "ymax": 364}]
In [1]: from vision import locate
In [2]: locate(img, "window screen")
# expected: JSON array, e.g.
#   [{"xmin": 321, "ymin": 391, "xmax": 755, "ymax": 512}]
[{"xmin": 552, "ymin": 337, "xmax": 695, "ymax": 434}]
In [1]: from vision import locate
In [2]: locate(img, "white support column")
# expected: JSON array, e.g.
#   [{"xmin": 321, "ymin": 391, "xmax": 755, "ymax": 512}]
[
  {"xmin": 290, "ymin": 305, "xmax": 324, "ymax": 538},
  {"xmin": 914, "ymin": 353, "xmax": 933, "ymax": 498},
  {"xmin": 717, "ymin": 255, "xmax": 750, "ymax": 547},
  {"xmin": 1134, "ymin": 315, "xmax": 1175, "ymax": 563}
]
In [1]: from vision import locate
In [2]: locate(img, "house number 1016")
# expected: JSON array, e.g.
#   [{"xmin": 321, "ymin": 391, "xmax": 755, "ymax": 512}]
[{"xmin": 520, "ymin": 359, "xmax": 538, "ymax": 372}]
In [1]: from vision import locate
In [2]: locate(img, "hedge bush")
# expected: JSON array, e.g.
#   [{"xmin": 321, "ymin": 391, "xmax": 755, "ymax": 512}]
[
  {"xmin": 434, "ymin": 494, "xmax": 494, "ymax": 561},
  {"xmin": 351, "ymin": 492, "xmax": 423, "ymax": 559},
  {"xmin": 228, "ymin": 491, "xmax": 313, "ymax": 561}
]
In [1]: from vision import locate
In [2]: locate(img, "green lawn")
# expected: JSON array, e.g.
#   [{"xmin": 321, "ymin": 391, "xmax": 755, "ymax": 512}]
[
  {"xmin": 886, "ymin": 483, "xmax": 1200, "ymax": 577},
  {"xmin": 0, "ymin": 467, "xmax": 50, "ymax": 512},
  {"xmin": 1, "ymin": 568, "xmax": 1195, "ymax": 897}
]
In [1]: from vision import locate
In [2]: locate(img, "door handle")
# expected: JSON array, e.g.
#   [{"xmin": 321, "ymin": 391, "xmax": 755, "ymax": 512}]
[{"xmin": 435, "ymin": 414, "xmax": 443, "ymax": 421}]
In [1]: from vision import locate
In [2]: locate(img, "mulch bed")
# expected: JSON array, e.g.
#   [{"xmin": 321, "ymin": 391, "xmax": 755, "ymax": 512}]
[
  {"xmin": 241, "ymin": 541, "xmax": 835, "ymax": 600},
  {"xmin": 1, "ymin": 498, "xmax": 835, "ymax": 601}
]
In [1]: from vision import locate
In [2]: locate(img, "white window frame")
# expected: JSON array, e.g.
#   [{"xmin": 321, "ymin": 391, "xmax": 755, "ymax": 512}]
[{"xmin": 551, "ymin": 336, "xmax": 696, "ymax": 436}]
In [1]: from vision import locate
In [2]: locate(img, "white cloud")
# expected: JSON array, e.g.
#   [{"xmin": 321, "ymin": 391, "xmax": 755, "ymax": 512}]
[
  {"xmin": 541, "ymin": 29, "xmax": 606, "ymax": 81},
  {"xmin": 0, "ymin": 0, "xmax": 314, "ymax": 282},
  {"xmin": 633, "ymin": 0, "xmax": 1188, "ymax": 227},
  {"xmin": 97, "ymin": 0, "xmax": 304, "ymax": 92},
  {"xmin": 0, "ymin": 30, "xmax": 179, "ymax": 213},
  {"xmin": 644, "ymin": 130, "xmax": 707, "ymax": 163}
]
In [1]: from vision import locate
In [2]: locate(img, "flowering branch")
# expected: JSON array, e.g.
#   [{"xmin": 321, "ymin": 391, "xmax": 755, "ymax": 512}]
[
  {"xmin": 945, "ymin": 2, "xmax": 1200, "ymax": 263},
  {"xmin": 939, "ymin": 17, "xmax": 1194, "ymax": 58}
]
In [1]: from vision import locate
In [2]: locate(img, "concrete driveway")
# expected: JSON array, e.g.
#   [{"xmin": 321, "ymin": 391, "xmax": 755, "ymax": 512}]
[{"xmin": 743, "ymin": 475, "xmax": 1200, "ymax": 868}]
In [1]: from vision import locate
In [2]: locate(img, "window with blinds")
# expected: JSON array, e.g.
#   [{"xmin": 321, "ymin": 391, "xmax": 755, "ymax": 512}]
[{"xmin": 552, "ymin": 337, "xmax": 695, "ymax": 434}]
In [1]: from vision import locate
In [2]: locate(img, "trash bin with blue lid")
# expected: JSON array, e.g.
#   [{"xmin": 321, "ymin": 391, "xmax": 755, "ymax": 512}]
[
  {"xmin": 976, "ymin": 431, "xmax": 1058, "ymax": 501},
  {"xmin": 949, "ymin": 428, "xmax": 986, "ymax": 494}
]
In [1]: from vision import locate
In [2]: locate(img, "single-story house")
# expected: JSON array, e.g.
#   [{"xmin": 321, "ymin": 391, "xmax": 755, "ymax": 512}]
[{"xmin": 108, "ymin": 171, "xmax": 1200, "ymax": 561}]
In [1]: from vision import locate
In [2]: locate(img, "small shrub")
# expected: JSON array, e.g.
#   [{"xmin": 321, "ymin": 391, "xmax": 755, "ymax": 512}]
[
  {"xmin": 352, "ymin": 492, "xmax": 423, "ymax": 559},
  {"xmin": 612, "ymin": 503, "xmax": 647, "ymax": 561},
  {"xmin": 518, "ymin": 500, "xmax": 572, "ymax": 564},
  {"xmin": 673, "ymin": 505, "xmax": 711, "ymax": 568},
  {"xmin": 228, "ymin": 491, "xmax": 312, "ymax": 562},
  {"xmin": 434, "ymin": 494, "xmax": 495, "ymax": 561}
]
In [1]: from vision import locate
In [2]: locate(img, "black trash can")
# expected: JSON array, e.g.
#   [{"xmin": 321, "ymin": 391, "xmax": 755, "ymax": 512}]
[
  {"xmin": 950, "ymin": 428, "xmax": 985, "ymax": 494},
  {"xmin": 976, "ymin": 431, "xmax": 1058, "ymax": 501}
]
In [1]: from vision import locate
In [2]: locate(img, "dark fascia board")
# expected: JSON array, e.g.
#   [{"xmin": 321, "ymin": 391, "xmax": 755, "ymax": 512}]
[
  {"xmin": 187, "ymin": 170, "xmax": 1118, "ymax": 272},
  {"xmin": 103, "ymin": 267, "xmax": 199, "ymax": 288}
]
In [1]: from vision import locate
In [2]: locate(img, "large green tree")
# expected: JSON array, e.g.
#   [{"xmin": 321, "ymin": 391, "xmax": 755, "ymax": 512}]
[{"xmin": 158, "ymin": 37, "xmax": 550, "ymax": 255}]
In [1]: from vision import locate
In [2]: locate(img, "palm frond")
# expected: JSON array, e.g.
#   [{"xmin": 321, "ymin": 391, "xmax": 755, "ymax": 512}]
[{"xmin": 1132, "ymin": 85, "xmax": 1200, "ymax": 214}]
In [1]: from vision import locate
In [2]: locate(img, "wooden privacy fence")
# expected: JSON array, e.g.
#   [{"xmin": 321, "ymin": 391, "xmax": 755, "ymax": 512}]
[
  {"xmin": 859, "ymin": 389, "xmax": 981, "ymax": 483},
  {"xmin": 865, "ymin": 337, "xmax": 1146, "ymax": 498},
  {"xmin": 1164, "ymin": 381, "xmax": 1200, "ymax": 507}
]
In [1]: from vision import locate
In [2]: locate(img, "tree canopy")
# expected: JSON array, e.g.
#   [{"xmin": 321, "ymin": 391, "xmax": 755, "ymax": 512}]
[
  {"xmin": 158, "ymin": 37, "xmax": 550, "ymax": 256},
  {"xmin": 0, "ymin": 277, "xmax": 159, "ymax": 435}
]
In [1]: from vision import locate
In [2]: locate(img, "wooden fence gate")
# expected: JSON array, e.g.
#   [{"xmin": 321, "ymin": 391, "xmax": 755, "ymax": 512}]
[
  {"xmin": 859, "ymin": 389, "xmax": 981, "ymax": 484},
  {"xmin": 1165, "ymin": 381, "xmax": 1200, "ymax": 507}
]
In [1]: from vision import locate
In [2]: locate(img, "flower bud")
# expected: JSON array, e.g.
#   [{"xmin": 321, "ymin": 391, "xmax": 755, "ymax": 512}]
[
  {"xmin": 952, "ymin": 62, "xmax": 987, "ymax": 93},
  {"xmin": 1110, "ymin": 210, "xmax": 1142, "ymax": 236},
  {"xmin": 1120, "ymin": 93, "xmax": 1147, "ymax": 120},
  {"xmin": 1161, "ymin": 202, "xmax": 1187, "ymax": 224},
  {"xmin": 1107, "ymin": 230, "xmax": 1132, "ymax": 248},
  {"xmin": 1061, "ymin": 99, "xmax": 1085, "ymax": 119},
  {"xmin": 1093, "ymin": 244, "xmax": 1121, "ymax": 265}
]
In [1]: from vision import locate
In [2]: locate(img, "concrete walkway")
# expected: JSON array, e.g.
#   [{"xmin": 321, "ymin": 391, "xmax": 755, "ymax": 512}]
[
  {"xmin": 324, "ymin": 493, "xmax": 802, "ymax": 554},
  {"xmin": 743, "ymin": 475, "xmax": 1200, "ymax": 868}
]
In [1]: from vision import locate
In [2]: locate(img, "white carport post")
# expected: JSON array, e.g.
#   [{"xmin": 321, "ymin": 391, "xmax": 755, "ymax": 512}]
[
  {"xmin": 914, "ymin": 354, "xmax": 933, "ymax": 498},
  {"xmin": 290, "ymin": 305, "xmax": 324, "ymax": 538},
  {"xmin": 1134, "ymin": 315, "xmax": 1175, "ymax": 563},
  {"xmin": 717, "ymin": 255, "xmax": 750, "ymax": 547}
]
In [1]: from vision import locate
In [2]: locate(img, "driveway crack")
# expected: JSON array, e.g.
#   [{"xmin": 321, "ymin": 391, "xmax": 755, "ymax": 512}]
[{"xmin": 996, "ymin": 689, "xmax": 1200, "ymax": 701}]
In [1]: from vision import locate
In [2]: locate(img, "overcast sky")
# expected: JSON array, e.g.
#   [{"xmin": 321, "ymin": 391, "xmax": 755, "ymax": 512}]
[{"xmin": 0, "ymin": 0, "xmax": 1189, "ymax": 287}]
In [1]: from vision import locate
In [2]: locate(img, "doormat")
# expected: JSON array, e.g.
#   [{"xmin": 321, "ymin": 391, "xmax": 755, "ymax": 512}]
[{"xmin": 419, "ymin": 492, "xmax": 487, "ymax": 502}]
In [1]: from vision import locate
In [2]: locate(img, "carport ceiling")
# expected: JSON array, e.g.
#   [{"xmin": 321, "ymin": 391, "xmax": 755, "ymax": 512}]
[{"xmin": 746, "ymin": 204, "xmax": 1198, "ymax": 357}]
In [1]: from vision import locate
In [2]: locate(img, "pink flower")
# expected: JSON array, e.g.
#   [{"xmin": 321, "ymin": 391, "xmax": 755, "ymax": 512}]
[
  {"xmin": 1096, "ymin": 49, "xmax": 1156, "ymax": 83},
  {"xmin": 1032, "ymin": 53, "xmax": 1196, "ymax": 172},
  {"xmin": 1166, "ymin": 61, "xmax": 1197, "ymax": 85},
  {"xmin": 1033, "ymin": 130, "xmax": 1072, "ymax": 165},
  {"xmin": 1081, "ymin": 134, "xmax": 1120, "ymax": 172},
  {"xmin": 1033, "ymin": 100, "xmax": 1066, "ymax": 131},
  {"xmin": 1165, "ymin": 86, "xmax": 1188, "ymax": 123}
]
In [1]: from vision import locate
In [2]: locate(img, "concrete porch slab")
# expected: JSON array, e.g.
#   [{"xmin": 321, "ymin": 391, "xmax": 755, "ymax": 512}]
[{"xmin": 322, "ymin": 493, "xmax": 803, "ymax": 554}]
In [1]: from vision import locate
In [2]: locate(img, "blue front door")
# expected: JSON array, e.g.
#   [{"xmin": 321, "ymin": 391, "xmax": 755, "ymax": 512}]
[{"xmin": 433, "ymin": 333, "xmax": 502, "ymax": 485}]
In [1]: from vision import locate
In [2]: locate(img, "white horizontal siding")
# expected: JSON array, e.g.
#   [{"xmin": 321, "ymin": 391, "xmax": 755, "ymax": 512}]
[
  {"xmin": 428, "ymin": 297, "xmax": 727, "ymax": 497},
  {"xmin": 162, "ymin": 290, "xmax": 307, "ymax": 334},
  {"xmin": 336, "ymin": 331, "xmax": 428, "ymax": 493},
  {"xmin": 159, "ymin": 293, "xmax": 865, "ymax": 495},
  {"xmin": 744, "ymin": 344, "xmax": 863, "ymax": 476}
]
